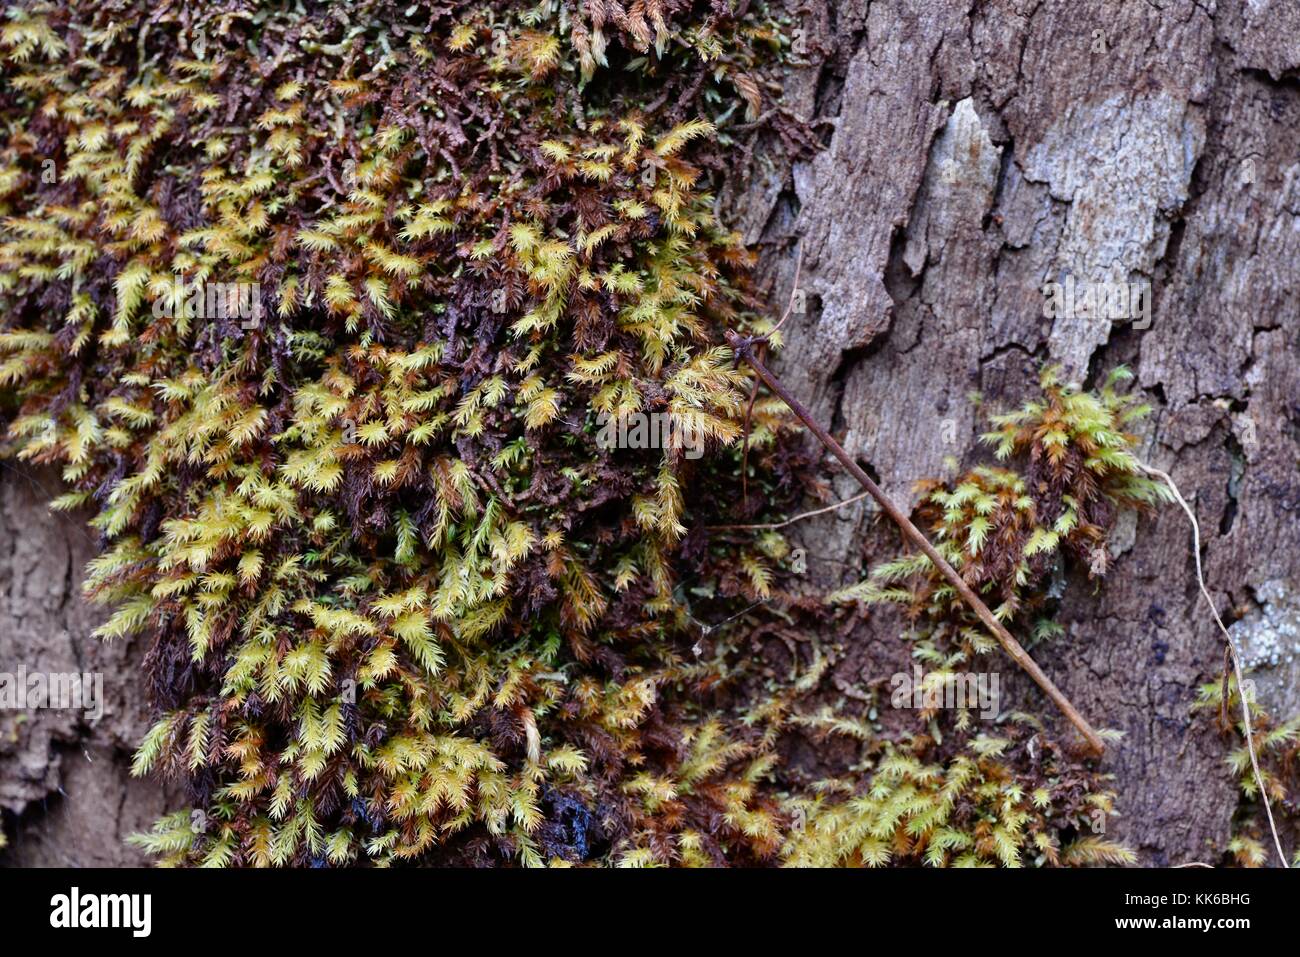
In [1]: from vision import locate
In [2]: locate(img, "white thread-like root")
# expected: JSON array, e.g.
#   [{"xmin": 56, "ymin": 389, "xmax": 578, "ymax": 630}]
[{"xmin": 1140, "ymin": 462, "xmax": 1289, "ymax": 868}]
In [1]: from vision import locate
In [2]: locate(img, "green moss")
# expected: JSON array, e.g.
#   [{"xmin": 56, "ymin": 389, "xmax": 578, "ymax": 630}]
[
  {"xmin": 1, "ymin": 0, "xmax": 799, "ymax": 867},
  {"xmin": 1194, "ymin": 674, "xmax": 1300, "ymax": 866},
  {"xmin": 808, "ymin": 367, "xmax": 1169, "ymax": 866},
  {"xmin": 784, "ymin": 725, "xmax": 1132, "ymax": 868}
]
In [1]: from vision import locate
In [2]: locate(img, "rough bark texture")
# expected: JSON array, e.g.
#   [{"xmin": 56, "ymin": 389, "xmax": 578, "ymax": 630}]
[
  {"xmin": 0, "ymin": 465, "xmax": 170, "ymax": 866},
  {"xmin": 3, "ymin": 0, "xmax": 1298, "ymax": 866},
  {"xmin": 725, "ymin": 0, "xmax": 1300, "ymax": 866}
]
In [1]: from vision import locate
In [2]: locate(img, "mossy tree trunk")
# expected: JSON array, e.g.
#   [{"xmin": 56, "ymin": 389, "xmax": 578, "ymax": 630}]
[
  {"xmin": 724, "ymin": 0, "xmax": 1300, "ymax": 866},
  {"xmin": 4, "ymin": 0, "xmax": 1299, "ymax": 866}
]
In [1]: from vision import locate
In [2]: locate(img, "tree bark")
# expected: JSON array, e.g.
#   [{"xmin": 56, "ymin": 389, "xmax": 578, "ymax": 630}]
[
  {"xmin": 726, "ymin": 0, "xmax": 1300, "ymax": 866},
  {"xmin": 0, "ymin": 464, "xmax": 171, "ymax": 866},
  {"xmin": 4, "ymin": 0, "xmax": 1299, "ymax": 867}
]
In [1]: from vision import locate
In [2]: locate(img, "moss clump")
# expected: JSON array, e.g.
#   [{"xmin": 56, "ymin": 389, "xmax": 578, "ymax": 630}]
[
  {"xmin": 783, "ymin": 724, "xmax": 1131, "ymax": 868},
  {"xmin": 802, "ymin": 367, "xmax": 1168, "ymax": 867},
  {"xmin": 1, "ymin": 0, "xmax": 804, "ymax": 866},
  {"xmin": 1194, "ymin": 675, "xmax": 1300, "ymax": 866}
]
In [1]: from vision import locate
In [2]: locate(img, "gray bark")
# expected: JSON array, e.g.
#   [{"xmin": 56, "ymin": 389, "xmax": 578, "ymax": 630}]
[
  {"xmin": 0, "ymin": 464, "xmax": 168, "ymax": 866},
  {"xmin": 728, "ymin": 0, "xmax": 1300, "ymax": 865}
]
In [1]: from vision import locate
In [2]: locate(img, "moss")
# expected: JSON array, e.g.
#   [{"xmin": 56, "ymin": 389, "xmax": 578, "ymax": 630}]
[
  {"xmin": 807, "ymin": 367, "xmax": 1169, "ymax": 867},
  {"xmin": 1194, "ymin": 674, "xmax": 1300, "ymax": 866},
  {"xmin": 3, "ymin": 1, "xmax": 1270, "ymax": 869},
  {"xmin": 1, "ymin": 0, "xmax": 803, "ymax": 867}
]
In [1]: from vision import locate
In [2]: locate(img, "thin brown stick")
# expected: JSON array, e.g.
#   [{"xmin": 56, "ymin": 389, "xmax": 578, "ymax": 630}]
[{"xmin": 726, "ymin": 329, "xmax": 1106, "ymax": 756}]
